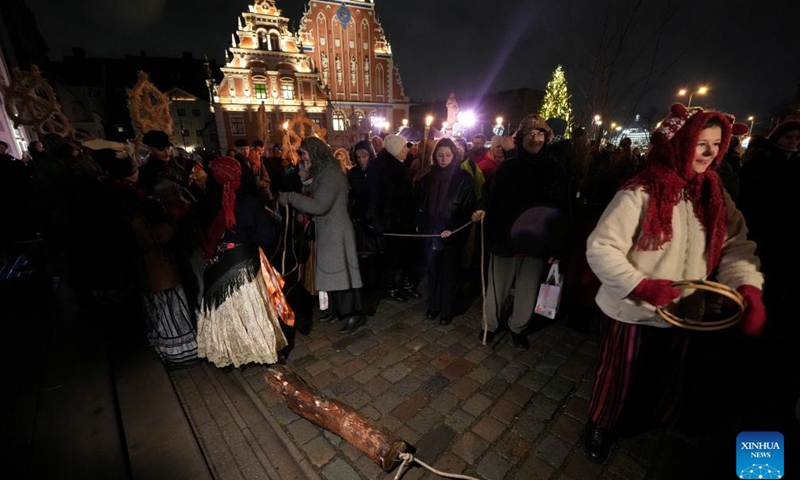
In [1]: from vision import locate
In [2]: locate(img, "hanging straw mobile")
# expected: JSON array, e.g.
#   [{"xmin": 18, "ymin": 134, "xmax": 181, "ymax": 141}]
[{"xmin": 655, "ymin": 279, "xmax": 746, "ymax": 332}]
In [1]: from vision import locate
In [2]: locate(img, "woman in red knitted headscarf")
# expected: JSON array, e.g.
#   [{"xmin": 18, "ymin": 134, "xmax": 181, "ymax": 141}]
[
  {"xmin": 197, "ymin": 156, "xmax": 287, "ymax": 368},
  {"xmin": 581, "ymin": 104, "xmax": 766, "ymax": 463}
]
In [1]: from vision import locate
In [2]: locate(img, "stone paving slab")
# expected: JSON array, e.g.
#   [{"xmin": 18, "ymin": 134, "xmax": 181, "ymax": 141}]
[{"xmin": 225, "ymin": 293, "xmax": 739, "ymax": 480}]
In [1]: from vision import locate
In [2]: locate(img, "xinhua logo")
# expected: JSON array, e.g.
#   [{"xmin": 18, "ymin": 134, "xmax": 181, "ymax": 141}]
[{"xmin": 737, "ymin": 431, "xmax": 784, "ymax": 478}]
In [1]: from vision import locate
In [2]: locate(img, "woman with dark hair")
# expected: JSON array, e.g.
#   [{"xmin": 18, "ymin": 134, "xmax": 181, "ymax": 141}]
[
  {"xmin": 197, "ymin": 156, "xmax": 286, "ymax": 368},
  {"xmin": 413, "ymin": 138, "xmax": 475, "ymax": 325},
  {"xmin": 582, "ymin": 104, "xmax": 765, "ymax": 463},
  {"xmin": 278, "ymin": 137, "xmax": 365, "ymax": 335},
  {"xmin": 348, "ymin": 140, "xmax": 381, "ymax": 290}
]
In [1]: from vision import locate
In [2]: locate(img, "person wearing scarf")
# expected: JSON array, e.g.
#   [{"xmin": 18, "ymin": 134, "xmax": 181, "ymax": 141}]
[
  {"xmin": 278, "ymin": 137, "xmax": 365, "ymax": 335},
  {"xmin": 197, "ymin": 156, "xmax": 286, "ymax": 368},
  {"xmin": 582, "ymin": 103, "xmax": 765, "ymax": 463},
  {"xmin": 412, "ymin": 138, "xmax": 475, "ymax": 325}
]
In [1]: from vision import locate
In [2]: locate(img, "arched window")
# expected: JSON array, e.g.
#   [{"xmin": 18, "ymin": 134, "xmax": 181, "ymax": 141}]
[
  {"xmin": 376, "ymin": 64, "xmax": 385, "ymax": 96},
  {"xmin": 270, "ymin": 33, "xmax": 281, "ymax": 52},
  {"xmin": 333, "ymin": 110, "xmax": 346, "ymax": 132},
  {"xmin": 258, "ymin": 31, "xmax": 268, "ymax": 49}
]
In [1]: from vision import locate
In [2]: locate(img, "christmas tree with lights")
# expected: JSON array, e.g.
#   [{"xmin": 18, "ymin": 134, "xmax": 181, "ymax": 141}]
[{"xmin": 540, "ymin": 65, "xmax": 572, "ymax": 138}]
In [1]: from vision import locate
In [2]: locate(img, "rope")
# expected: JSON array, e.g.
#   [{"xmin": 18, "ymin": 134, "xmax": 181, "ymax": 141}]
[
  {"xmin": 394, "ymin": 453, "xmax": 479, "ymax": 480},
  {"xmin": 380, "ymin": 220, "xmax": 474, "ymax": 238},
  {"xmin": 282, "ymin": 203, "xmax": 289, "ymax": 274},
  {"xmin": 480, "ymin": 218, "xmax": 488, "ymax": 345}
]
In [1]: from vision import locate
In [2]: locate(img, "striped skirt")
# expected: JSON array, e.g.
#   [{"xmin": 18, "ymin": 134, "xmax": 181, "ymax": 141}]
[
  {"xmin": 141, "ymin": 284, "xmax": 199, "ymax": 367},
  {"xmin": 587, "ymin": 314, "xmax": 690, "ymax": 430}
]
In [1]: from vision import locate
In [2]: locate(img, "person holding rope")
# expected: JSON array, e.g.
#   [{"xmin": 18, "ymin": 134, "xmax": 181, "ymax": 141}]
[
  {"xmin": 278, "ymin": 137, "xmax": 365, "ymax": 335},
  {"xmin": 413, "ymin": 138, "xmax": 476, "ymax": 325},
  {"xmin": 472, "ymin": 115, "xmax": 571, "ymax": 351},
  {"xmin": 581, "ymin": 103, "xmax": 766, "ymax": 463}
]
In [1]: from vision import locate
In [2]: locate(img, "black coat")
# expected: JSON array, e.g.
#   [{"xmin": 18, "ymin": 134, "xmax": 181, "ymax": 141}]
[{"xmin": 413, "ymin": 163, "xmax": 475, "ymax": 251}]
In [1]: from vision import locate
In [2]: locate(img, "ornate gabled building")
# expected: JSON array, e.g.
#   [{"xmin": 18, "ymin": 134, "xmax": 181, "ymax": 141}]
[{"xmin": 213, "ymin": 0, "xmax": 409, "ymax": 151}]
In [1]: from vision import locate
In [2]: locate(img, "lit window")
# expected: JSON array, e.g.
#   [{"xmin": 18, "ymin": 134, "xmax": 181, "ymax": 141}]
[
  {"xmin": 230, "ymin": 116, "xmax": 245, "ymax": 135},
  {"xmin": 333, "ymin": 110, "xmax": 346, "ymax": 131},
  {"xmin": 281, "ymin": 79, "xmax": 295, "ymax": 100},
  {"xmin": 116, "ymin": 126, "xmax": 124, "ymax": 133},
  {"xmin": 254, "ymin": 83, "xmax": 268, "ymax": 99}
]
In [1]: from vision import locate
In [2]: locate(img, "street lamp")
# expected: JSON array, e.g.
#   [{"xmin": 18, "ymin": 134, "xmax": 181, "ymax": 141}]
[
  {"xmin": 747, "ymin": 116, "xmax": 755, "ymax": 134},
  {"xmin": 678, "ymin": 86, "xmax": 708, "ymax": 107}
]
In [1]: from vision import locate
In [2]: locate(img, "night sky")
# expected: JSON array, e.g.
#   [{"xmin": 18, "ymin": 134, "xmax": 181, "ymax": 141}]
[{"xmin": 26, "ymin": 0, "xmax": 800, "ymax": 132}]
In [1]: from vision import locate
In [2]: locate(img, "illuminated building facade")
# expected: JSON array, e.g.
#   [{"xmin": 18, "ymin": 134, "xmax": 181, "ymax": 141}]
[{"xmin": 213, "ymin": 0, "xmax": 409, "ymax": 150}]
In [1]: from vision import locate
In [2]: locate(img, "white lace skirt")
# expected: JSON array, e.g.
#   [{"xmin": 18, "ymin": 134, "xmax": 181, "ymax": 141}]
[{"xmin": 197, "ymin": 274, "xmax": 288, "ymax": 368}]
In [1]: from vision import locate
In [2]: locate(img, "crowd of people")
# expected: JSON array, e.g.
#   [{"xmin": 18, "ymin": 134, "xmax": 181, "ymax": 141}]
[{"xmin": 1, "ymin": 105, "xmax": 798, "ymax": 464}]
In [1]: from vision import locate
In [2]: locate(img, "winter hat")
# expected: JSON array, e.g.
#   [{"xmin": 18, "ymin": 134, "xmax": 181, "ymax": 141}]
[
  {"xmin": 767, "ymin": 120, "xmax": 800, "ymax": 143},
  {"xmin": 490, "ymin": 135, "xmax": 503, "ymax": 149},
  {"xmin": 142, "ymin": 130, "xmax": 173, "ymax": 148},
  {"xmin": 234, "ymin": 138, "xmax": 249, "ymax": 148},
  {"xmin": 627, "ymin": 103, "xmax": 747, "ymax": 271},
  {"xmin": 510, "ymin": 206, "xmax": 566, "ymax": 258},
  {"xmin": 384, "ymin": 134, "xmax": 406, "ymax": 158},
  {"xmin": 517, "ymin": 114, "xmax": 553, "ymax": 139}
]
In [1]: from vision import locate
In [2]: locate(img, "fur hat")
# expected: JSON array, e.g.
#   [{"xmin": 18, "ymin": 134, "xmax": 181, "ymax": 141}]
[
  {"xmin": 490, "ymin": 135, "xmax": 503, "ymax": 149},
  {"xmin": 141, "ymin": 130, "xmax": 173, "ymax": 148},
  {"xmin": 517, "ymin": 115, "xmax": 553, "ymax": 139},
  {"xmin": 768, "ymin": 120, "xmax": 800, "ymax": 143},
  {"xmin": 384, "ymin": 134, "xmax": 406, "ymax": 158}
]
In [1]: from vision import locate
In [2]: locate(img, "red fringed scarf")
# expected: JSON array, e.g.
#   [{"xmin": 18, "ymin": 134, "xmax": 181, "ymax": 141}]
[
  {"xmin": 204, "ymin": 156, "xmax": 241, "ymax": 259},
  {"xmin": 623, "ymin": 110, "xmax": 732, "ymax": 272}
]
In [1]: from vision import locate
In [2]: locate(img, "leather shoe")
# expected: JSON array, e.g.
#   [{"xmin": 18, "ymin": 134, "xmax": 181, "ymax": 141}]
[
  {"xmin": 318, "ymin": 312, "xmax": 338, "ymax": 323},
  {"xmin": 339, "ymin": 315, "xmax": 366, "ymax": 335},
  {"xmin": 510, "ymin": 332, "xmax": 529, "ymax": 351},
  {"xmin": 425, "ymin": 309, "xmax": 440, "ymax": 321},
  {"xmin": 386, "ymin": 288, "xmax": 408, "ymax": 302},
  {"xmin": 478, "ymin": 329, "xmax": 496, "ymax": 343},
  {"xmin": 583, "ymin": 423, "xmax": 614, "ymax": 463},
  {"xmin": 439, "ymin": 316, "xmax": 452, "ymax": 326}
]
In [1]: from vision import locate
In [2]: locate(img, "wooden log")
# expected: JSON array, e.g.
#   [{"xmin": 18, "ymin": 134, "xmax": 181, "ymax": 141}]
[{"xmin": 264, "ymin": 364, "xmax": 410, "ymax": 472}]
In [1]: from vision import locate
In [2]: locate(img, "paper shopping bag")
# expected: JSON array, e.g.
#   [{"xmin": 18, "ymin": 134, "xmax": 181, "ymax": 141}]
[{"xmin": 534, "ymin": 263, "xmax": 563, "ymax": 320}]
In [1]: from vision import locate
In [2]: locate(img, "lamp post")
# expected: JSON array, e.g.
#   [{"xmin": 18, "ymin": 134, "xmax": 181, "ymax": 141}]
[
  {"xmin": 678, "ymin": 86, "xmax": 708, "ymax": 107},
  {"xmin": 747, "ymin": 116, "xmax": 755, "ymax": 135}
]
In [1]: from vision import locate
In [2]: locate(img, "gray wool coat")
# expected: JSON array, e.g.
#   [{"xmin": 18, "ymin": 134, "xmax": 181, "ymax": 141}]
[{"xmin": 283, "ymin": 165, "xmax": 363, "ymax": 292}]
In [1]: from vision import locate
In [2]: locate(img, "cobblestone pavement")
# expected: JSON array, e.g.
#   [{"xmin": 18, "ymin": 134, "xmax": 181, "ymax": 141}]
[{"xmin": 171, "ymin": 287, "xmax": 765, "ymax": 480}]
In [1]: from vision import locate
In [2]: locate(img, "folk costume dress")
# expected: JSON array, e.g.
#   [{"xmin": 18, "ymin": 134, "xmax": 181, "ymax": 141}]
[{"xmin": 197, "ymin": 157, "xmax": 287, "ymax": 368}]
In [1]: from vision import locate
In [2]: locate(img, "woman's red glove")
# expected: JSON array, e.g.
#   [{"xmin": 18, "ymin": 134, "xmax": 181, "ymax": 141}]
[
  {"xmin": 737, "ymin": 285, "xmax": 766, "ymax": 337},
  {"xmin": 632, "ymin": 278, "xmax": 680, "ymax": 307}
]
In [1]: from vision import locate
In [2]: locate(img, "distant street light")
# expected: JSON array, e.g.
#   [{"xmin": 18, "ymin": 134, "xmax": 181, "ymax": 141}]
[{"xmin": 678, "ymin": 86, "xmax": 709, "ymax": 107}]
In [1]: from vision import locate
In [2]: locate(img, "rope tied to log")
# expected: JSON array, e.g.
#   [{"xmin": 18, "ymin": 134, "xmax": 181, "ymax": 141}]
[{"xmin": 394, "ymin": 452, "xmax": 480, "ymax": 480}]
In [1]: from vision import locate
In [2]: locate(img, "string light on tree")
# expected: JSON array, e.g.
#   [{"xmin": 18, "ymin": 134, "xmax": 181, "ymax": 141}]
[{"xmin": 539, "ymin": 64, "xmax": 573, "ymax": 138}]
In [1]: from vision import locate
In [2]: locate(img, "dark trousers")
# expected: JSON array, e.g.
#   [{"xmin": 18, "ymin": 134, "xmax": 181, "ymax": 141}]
[
  {"xmin": 328, "ymin": 288, "xmax": 362, "ymax": 317},
  {"xmin": 425, "ymin": 246, "xmax": 463, "ymax": 318},
  {"xmin": 587, "ymin": 314, "xmax": 689, "ymax": 431},
  {"xmin": 378, "ymin": 236, "xmax": 414, "ymax": 289}
]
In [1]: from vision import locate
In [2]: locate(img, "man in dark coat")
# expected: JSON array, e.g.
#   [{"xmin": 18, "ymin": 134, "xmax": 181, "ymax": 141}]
[{"xmin": 473, "ymin": 115, "xmax": 571, "ymax": 351}]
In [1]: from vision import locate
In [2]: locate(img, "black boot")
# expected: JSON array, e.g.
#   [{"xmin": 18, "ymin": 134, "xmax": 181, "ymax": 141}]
[
  {"xmin": 386, "ymin": 287, "xmax": 408, "ymax": 302},
  {"xmin": 318, "ymin": 311, "xmax": 338, "ymax": 323},
  {"xmin": 583, "ymin": 422, "xmax": 614, "ymax": 463},
  {"xmin": 339, "ymin": 315, "xmax": 366, "ymax": 335}
]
